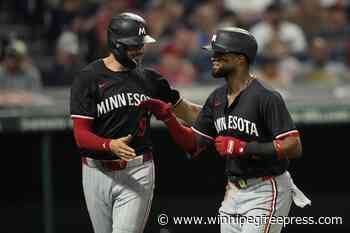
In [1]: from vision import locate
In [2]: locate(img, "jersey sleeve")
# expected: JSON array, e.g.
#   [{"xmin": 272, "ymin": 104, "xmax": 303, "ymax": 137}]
[
  {"xmin": 144, "ymin": 68, "xmax": 179, "ymax": 104},
  {"xmin": 70, "ymin": 71, "xmax": 97, "ymax": 119},
  {"xmin": 192, "ymin": 93, "xmax": 217, "ymax": 140},
  {"xmin": 261, "ymin": 92, "xmax": 297, "ymax": 139}
]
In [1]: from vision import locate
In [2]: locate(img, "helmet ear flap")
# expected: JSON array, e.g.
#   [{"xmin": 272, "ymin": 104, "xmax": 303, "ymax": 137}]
[{"xmin": 108, "ymin": 38, "xmax": 137, "ymax": 69}]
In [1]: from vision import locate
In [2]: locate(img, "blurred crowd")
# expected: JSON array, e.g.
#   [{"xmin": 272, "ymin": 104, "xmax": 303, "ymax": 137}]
[{"xmin": 1, "ymin": 0, "xmax": 350, "ymax": 106}]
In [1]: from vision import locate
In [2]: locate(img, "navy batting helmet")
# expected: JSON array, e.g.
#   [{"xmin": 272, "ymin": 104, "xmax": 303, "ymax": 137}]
[
  {"xmin": 107, "ymin": 12, "xmax": 156, "ymax": 69},
  {"xmin": 203, "ymin": 27, "xmax": 257, "ymax": 64}
]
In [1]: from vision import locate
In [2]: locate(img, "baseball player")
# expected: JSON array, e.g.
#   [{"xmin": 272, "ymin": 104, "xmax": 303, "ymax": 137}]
[
  {"xmin": 70, "ymin": 13, "xmax": 201, "ymax": 233},
  {"xmin": 140, "ymin": 27, "xmax": 311, "ymax": 233}
]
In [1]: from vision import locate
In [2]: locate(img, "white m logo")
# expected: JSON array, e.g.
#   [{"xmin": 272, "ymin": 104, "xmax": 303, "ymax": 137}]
[{"xmin": 138, "ymin": 27, "xmax": 146, "ymax": 35}]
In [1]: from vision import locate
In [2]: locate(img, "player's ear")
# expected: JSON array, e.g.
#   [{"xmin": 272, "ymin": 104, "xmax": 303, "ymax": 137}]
[
  {"xmin": 239, "ymin": 54, "xmax": 246, "ymax": 62},
  {"xmin": 234, "ymin": 54, "xmax": 246, "ymax": 65}
]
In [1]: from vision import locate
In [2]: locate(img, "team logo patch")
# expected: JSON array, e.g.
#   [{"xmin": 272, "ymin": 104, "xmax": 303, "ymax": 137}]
[
  {"xmin": 212, "ymin": 99, "xmax": 221, "ymax": 107},
  {"xmin": 139, "ymin": 27, "xmax": 146, "ymax": 36},
  {"xmin": 98, "ymin": 81, "xmax": 109, "ymax": 89}
]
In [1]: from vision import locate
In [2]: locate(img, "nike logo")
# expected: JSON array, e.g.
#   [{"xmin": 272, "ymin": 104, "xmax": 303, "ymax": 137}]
[
  {"xmin": 213, "ymin": 100, "xmax": 221, "ymax": 107},
  {"xmin": 98, "ymin": 82, "xmax": 108, "ymax": 89}
]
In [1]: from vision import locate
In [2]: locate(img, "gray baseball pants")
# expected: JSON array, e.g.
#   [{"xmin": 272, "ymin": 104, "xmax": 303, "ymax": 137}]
[
  {"xmin": 82, "ymin": 159, "xmax": 155, "ymax": 233},
  {"xmin": 219, "ymin": 171, "xmax": 309, "ymax": 233}
]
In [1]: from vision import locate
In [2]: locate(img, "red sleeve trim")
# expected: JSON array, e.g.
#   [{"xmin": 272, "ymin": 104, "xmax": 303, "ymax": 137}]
[
  {"xmin": 275, "ymin": 130, "xmax": 299, "ymax": 140},
  {"xmin": 73, "ymin": 118, "xmax": 111, "ymax": 152},
  {"xmin": 274, "ymin": 130, "xmax": 300, "ymax": 159},
  {"xmin": 190, "ymin": 127, "xmax": 214, "ymax": 141},
  {"xmin": 71, "ymin": 114, "xmax": 94, "ymax": 120}
]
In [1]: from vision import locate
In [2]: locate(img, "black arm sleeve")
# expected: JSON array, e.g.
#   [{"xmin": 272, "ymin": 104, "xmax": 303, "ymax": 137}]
[
  {"xmin": 245, "ymin": 141, "xmax": 276, "ymax": 159},
  {"xmin": 144, "ymin": 68, "xmax": 180, "ymax": 104}
]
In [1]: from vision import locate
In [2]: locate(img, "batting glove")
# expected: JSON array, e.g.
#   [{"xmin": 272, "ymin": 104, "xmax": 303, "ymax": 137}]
[
  {"xmin": 214, "ymin": 136, "xmax": 247, "ymax": 158},
  {"xmin": 139, "ymin": 99, "xmax": 174, "ymax": 121}
]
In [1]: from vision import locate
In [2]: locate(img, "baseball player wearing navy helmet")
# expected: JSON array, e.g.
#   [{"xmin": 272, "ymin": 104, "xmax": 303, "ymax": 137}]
[
  {"xmin": 140, "ymin": 27, "xmax": 311, "ymax": 233},
  {"xmin": 70, "ymin": 12, "xmax": 201, "ymax": 233}
]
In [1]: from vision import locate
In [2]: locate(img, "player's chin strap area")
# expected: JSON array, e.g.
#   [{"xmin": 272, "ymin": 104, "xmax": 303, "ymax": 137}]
[{"xmin": 110, "ymin": 42, "xmax": 137, "ymax": 69}]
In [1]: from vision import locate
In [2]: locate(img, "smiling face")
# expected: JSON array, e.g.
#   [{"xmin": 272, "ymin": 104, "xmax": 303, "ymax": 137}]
[{"xmin": 211, "ymin": 52, "xmax": 246, "ymax": 78}]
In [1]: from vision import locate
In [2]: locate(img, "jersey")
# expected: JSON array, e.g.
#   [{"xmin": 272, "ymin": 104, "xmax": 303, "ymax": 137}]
[
  {"xmin": 192, "ymin": 79, "xmax": 297, "ymax": 179},
  {"xmin": 70, "ymin": 59, "xmax": 172, "ymax": 160}
]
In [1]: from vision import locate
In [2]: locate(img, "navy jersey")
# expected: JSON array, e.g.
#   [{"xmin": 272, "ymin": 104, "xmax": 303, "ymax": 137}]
[
  {"xmin": 70, "ymin": 59, "xmax": 171, "ymax": 159},
  {"xmin": 192, "ymin": 79, "xmax": 297, "ymax": 178}
]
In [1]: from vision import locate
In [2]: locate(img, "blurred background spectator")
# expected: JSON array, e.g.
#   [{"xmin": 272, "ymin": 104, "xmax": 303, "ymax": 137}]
[
  {"xmin": 0, "ymin": 0, "xmax": 350, "ymax": 107},
  {"xmin": 0, "ymin": 39, "xmax": 45, "ymax": 107},
  {"xmin": 255, "ymin": 55, "xmax": 292, "ymax": 90},
  {"xmin": 250, "ymin": 2, "xmax": 307, "ymax": 57},
  {"xmin": 296, "ymin": 37, "xmax": 350, "ymax": 87},
  {"xmin": 313, "ymin": 0, "xmax": 350, "ymax": 63},
  {"xmin": 42, "ymin": 30, "xmax": 84, "ymax": 87},
  {"xmin": 286, "ymin": 0, "xmax": 326, "ymax": 41},
  {"xmin": 223, "ymin": 0, "xmax": 273, "ymax": 26},
  {"xmin": 156, "ymin": 43, "xmax": 198, "ymax": 86},
  {"xmin": 0, "ymin": 39, "xmax": 41, "ymax": 91},
  {"xmin": 45, "ymin": 0, "xmax": 84, "ymax": 48}
]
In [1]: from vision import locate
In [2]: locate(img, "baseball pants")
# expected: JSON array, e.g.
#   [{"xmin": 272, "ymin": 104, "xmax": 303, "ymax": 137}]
[
  {"xmin": 82, "ymin": 159, "xmax": 155, "ymax": 233},
  {"xmin": 219, "ymin": 171, "xmax": 293, "ymax": 233}
]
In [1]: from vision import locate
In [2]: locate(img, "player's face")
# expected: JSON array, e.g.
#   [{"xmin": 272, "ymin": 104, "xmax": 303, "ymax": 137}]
[
  {"xmin": 211, "ymin": 52, "xmax": 246, "ymax": 78},
  {"xmin": 127, "ymin": 44, "xmax": 145, "ymax": 64},
  {"xmin": 211, "ymin": 52, "xmax": 237, "ymax": 78}
]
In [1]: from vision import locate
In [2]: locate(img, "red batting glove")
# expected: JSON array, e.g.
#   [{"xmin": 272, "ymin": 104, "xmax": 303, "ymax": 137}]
[
  {"xmin": 214, "ymin": 136, "xmax": 247, "ymax": 158},
  {"xmin": 139, "ymin": 99, "xmax": 174, "ymax": 121}
]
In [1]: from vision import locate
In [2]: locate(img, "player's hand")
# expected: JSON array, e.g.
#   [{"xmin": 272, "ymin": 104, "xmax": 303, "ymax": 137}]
[
  {"xmin": 214, "ymin": 136, "xmax": 247, "ymax": 158},
  {"xmin": 109, "ymin": 135, "xmax": 136, "ymax": 160},
  {"xmin": 139, "ymin": 99, "xmax": 174, "ymax": 121}
]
